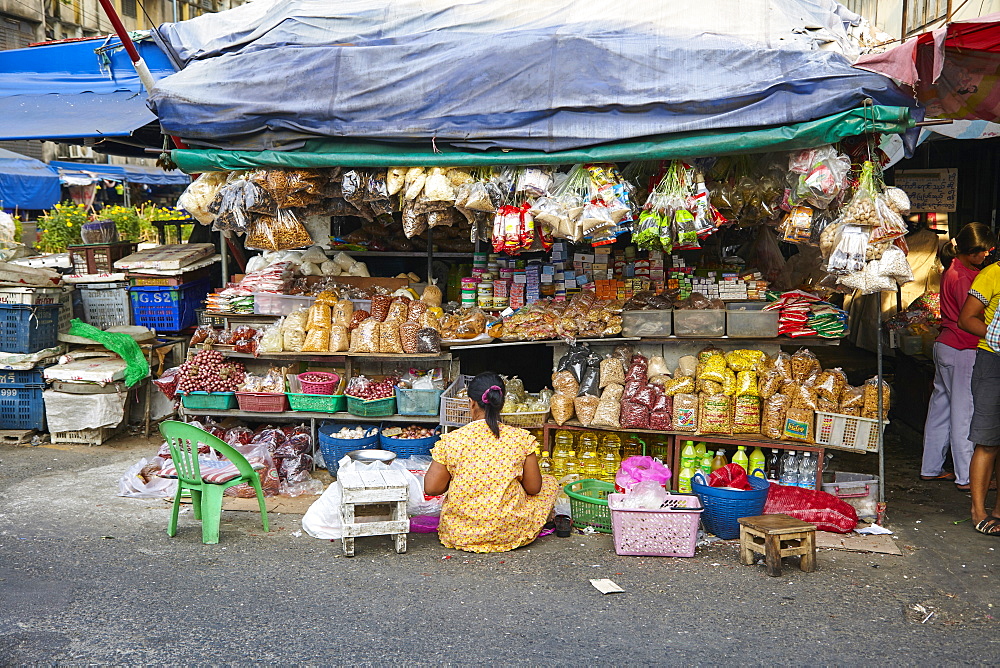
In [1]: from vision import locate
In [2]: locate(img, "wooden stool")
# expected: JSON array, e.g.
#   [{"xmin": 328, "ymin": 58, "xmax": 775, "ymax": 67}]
[
  {"xmin": 338, "ymin": 469, "xmax": 409, "ymax": 557},
  {"xmin": 738, "ymin": 514, "xmax": 816, "ymax": 577}
]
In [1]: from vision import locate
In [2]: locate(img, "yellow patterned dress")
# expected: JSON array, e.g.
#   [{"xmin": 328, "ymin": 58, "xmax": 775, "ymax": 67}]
[{"xmin": 431, "ymin": 420, "xmax": 559, "ymax": 553}]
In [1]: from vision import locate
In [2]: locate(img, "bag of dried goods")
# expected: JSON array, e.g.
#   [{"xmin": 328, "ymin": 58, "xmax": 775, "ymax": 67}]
[
  {"xmin": 663, "ymin": 375, "xmax": 696, "ymax": 396},
  {"xmin": 258, "ymin": 321, "xmax": 283, "ymax": 354},
  {"xmin": 771, "ymin": 352, "xmax": 793, "ymax": 379},
  {"xmin": 421, "ymin": 285, "xmax": 443, "ymax": 307},
  {"xmin": 620, "ymin": 401, "xmax": 650, "ymax": 429},
  {"xmin": 350, "ymin": 319, "xmax": 379, "ymax": 353},
  {"xmin": 725, "ymin": 349, "xmax": 768, "ymax": 372},
  {"xmin": 415, "ymin": 328, "xmax": 441, "ymax": 353},
  {"xmin": 790, "ymin": 381, "xmax": 819, "ymax": 411},
  {"xmin": 840, "ymin": 385, "xmax": 863, "ymax": 415},
  {"xmin": 552, "ymin": 370, "xmax": 579, "ymax": 395},
  {"xmin": 385, "ymin": 299, "xmax": 410, "ymax": 322},
  {"xmin": 698, "ymin": 378, "xmax": 723, "ymax": 395},
  {"xmin": 814, "ymin": 368, "xmax": 847, "ymax": 402},
  {"xmin": 758, "ymin": 369, "xmax": 783, "ymax": 399},
  {"xmin": 245, "ymin": 208, "xmax": 313, "ymax": 251},
  {"xmin": 590, "ymin": 395, "xmax": 621, "ymax": 429},
  {"xmin": 399, "ymin": 321, "xmax": 420, "ymax": 354},
  {"xmin": 733, "ymin": 395, "xmax": 762, "ymax": 434},
  {"xmin": 574, "ymin": 395, "xmax": 600, "ymax": 426},
  {"xmin": 647, "ymin": 355, "xmax": 670, "ymax": 378},
  {"xmin": 370, "ymin": 295, "xmax": 392, "ymax": 322},
  {"xmin": 333, "ymin": 299, "xmax": 354, "ymax": 328},
  {"xmin": 862, "ymin": 377, "xmax": 891, "ymax": 419},
  {"xmin": 790, "ymin": 349, "xmax": 820, "ymax": 382},
  {"xmin": 550, "ymin": 393, "xmax": 575, "ymax": 426},
  {"xmin": 735, "ymin": 371, "xmax": 759, "ymax": 398},
  {"xmin": 697, "ymin": 354, "xmax": 727, "ymax": 383},
  {"xmin": 407, "ymin": 300, "xmax": 428, "ymax": 322},
  {"xmin": 378, "ymin": 321, "xmax": 404, "ymax": 354},
  {"xmin": 328, "ymin": 325, "xmax": 349, "ymax": 352},
  {"xmin": 763, "ymin": 394, "xmax": 791, "ymax": 440},
  {"xmin": 599, "ymin": 357, "xmax": 626, "ymax": 388},
  {"xmin": 783, "ymin": 407, "xmax": 814, "ymax": 442},
  {"xmin": 671, "ymin": 394, "xmax": 697, "ymax": 432},
  {"xmin": 306, "ymin": 303, "xmax": 331, "ymax": 330},
  {"xmin": 348, "ymin": 309, "xmax": 370, "ymax": 331},
  {"xmin": 698, "ymin": 394, "xmax": 732, "ymax": 434},
  {"xmin": 817, "ymin": 397, "xmax": 839, "ymax": 413},
  {"xmin": 302, "ymin": 329, "xmax": 329, "ymax": 352},
  {"xmin": 721, "ymin": 369, "xmax": 737, "ymax": 396}
]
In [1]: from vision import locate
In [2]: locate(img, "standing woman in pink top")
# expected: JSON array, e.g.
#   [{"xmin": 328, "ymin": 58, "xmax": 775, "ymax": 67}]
[{"xmin": 921, "ymin": 222, "xmax": 997, "ymax": 490}]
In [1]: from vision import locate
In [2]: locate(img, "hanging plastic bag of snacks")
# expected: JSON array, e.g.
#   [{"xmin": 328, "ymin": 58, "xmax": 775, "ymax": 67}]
[{"xmin": 245, "ymin": 208, "xmax": 313, "ymax": 251}]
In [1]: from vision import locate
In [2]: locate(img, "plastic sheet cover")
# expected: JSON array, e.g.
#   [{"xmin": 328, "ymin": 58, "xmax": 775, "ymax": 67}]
[
  {"xmin": 150, "ymin": 0, "xmax": 917, "ymax": 153},
  {"xmin": 0, "ymin": 149, "xmax": 60, "ymax": 210}
]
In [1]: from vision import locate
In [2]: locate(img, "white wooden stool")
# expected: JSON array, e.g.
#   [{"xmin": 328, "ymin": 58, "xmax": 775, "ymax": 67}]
[{"xmin": 338, "ymin": 469, "xmax": 409, "ymax": 557}]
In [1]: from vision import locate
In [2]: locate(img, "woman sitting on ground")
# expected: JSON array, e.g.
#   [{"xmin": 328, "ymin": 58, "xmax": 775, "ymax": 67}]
[{"xmin": 424, "ymin": 372, "xmax": 558, "ymax": 553}]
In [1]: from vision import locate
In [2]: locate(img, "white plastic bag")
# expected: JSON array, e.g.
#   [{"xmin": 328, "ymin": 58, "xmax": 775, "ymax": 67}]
[{"xmin": 117, "ymin": 457, "xmax": 176, "ymax": 499}]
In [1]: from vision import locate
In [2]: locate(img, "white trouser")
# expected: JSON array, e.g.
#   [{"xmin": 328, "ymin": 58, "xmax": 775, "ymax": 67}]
[{"xmin": 921, "ymin": 342, "xmax": 977, "ymax": 485}]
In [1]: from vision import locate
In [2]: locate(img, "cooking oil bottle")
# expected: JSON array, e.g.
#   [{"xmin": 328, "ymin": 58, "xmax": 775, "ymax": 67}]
[
  {"xmin": 551, "ymin": 430, "xmax": 574, "ymax": 479},
  {"xmin": 564, "ymin": 450, "xmax": 581, "ymax": 479},
  {"xmin": 622, "ymin": 435, "xmax": 644, "ymax": 459},
  {"xmin": 579, "ymin": 432, "xmax": 602, "ymax": 479},
  {"xmin": 539, "ymin": 451, "xmax": 553, "ymax": 477},
  {"xmin": 711, "ymin": 449, "xmax": 728, "ymax": 471},
  {"xmin": 601, "ymin": 433, "xmax": 622, "ymax": 483}
]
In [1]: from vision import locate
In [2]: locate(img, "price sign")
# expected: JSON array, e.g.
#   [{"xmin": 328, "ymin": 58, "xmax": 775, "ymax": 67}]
[{"xmin": 894, "ymin": 169, "xmax": 958, "ymax": 213}]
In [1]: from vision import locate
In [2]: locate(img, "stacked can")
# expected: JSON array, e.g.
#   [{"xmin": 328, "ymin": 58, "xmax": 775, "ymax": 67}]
[
  {"xmin": 477, "ymin": 275, "xmax": 494, "ymax": 309},
  {"xmin": 460, "ymin": 277, "xmax": 478, "ymax": 308}
]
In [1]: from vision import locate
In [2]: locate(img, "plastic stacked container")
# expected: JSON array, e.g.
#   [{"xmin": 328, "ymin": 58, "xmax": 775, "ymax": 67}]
[{"xmin": 0, "ymin": 366, "xmax": 46, "ymax": 430}]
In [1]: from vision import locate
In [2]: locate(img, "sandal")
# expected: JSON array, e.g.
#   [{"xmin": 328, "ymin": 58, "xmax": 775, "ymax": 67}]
[
  {"xmin": 974, "ymin": 517, "xmax": 1000, "ymax": 536},
  {"xmin": 921, "ymin": 472, "xmax": 956, "ymax": 481},
  {"xmin": 956, "ymin": 483, "xmax": 971, "ymax": 491}
]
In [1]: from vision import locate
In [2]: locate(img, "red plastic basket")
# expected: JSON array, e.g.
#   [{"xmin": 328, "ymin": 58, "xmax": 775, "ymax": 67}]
[
  {"xmin": 298, "ymin": 372, "xmax": 340, "ymax": 395},
  {"xmin": 235, "ymin": 392, "xmax": 289, "ymax": 412}
]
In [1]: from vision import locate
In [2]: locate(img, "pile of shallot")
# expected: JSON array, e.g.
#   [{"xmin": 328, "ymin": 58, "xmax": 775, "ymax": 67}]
[
  {"xmin": 176, "ymin": 349, "xmax": 247, "ymax": 394},
  {"xmin": 346, "ymin": 375, "xmax": 397, "ymax": 401}
]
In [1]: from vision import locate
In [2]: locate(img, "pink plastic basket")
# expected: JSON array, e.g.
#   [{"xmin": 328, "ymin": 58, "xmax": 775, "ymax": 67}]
[
  {"xmin": 607, "ymin": 493, "xmax": 704, "ymax": 557},
  {"xmin": 298, "ymin": 372, "xmax": 340, "ymax": 395}
]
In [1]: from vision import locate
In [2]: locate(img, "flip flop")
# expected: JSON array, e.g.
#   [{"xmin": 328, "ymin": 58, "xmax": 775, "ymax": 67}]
[
  {"xmin": 921, "ymin": 472, "xmax": 956, "ymax": 481},
  {"xmin": 974, "ymin": 517, "xmax": 1000, "ymax": 536},
  {"xmin": 956, "ymin": 483, "xmax": 971, "ymax": 491}
]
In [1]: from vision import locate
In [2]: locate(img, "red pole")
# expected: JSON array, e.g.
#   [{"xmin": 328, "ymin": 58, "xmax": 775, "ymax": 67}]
[{"xmin": 96, "ymin": 0, "xmax": 188, "ymax": 150}]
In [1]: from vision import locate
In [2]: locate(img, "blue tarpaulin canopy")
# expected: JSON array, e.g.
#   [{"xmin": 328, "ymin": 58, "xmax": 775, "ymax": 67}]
[
  {"xmin": 0, "ymin": 149, "xmax": 60, "ymax": 210},
  {"xmin": 0, "ymin": 36, "xmax": 176, "ymax": 146},
  {"xmin": 150, "ymin": 0, "xmax": 919, "ymax": 153},
  {"xmin": 48, "ymin": 160, "xmax": 190, "ymax": 186}
]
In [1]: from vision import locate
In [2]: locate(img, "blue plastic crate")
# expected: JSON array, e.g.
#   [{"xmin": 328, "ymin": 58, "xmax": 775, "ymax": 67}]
[
  {"xmin": 0, "ymin": 304, "xmax": 60, "ymax": 354},
  {"xmin": 318, "ymin": 422, "xmax": 380, "ymax": 476},
  {"xmin": 129, "ymin": 279, "xmax": 210, "ymax": 332},
  {"xmin": 0, "ymin": 368, "xmax": 48, "ymax": 386},
  {"xmin": 0, "ymin": 384, "xmax": 45, "ymax": 430}
]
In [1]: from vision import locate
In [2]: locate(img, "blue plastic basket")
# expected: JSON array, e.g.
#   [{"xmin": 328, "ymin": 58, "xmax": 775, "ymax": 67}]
[
  {"xmin": 318, "ymin": 422, "xmax": 380, "ymax": 476},
  {"xmin": 0, "ymin": 304, "xmax": 60, "ymax": 354},
  {"xmin": 0, "ymin": 384, "xmax": 45, "ymax": 430},
  {"xmin": 129, "ymin": 279, "xmax": 210, "ymax": 332},
  {"xmin": 691, "ymin": 476, "xmax": 771, "ymax": 539},
  {"xmin": 0, "ymin": 367, "xmax": 48, "ymax": 386},
  {"xmin": 379, "ymin": 428, "xmax": 440, "ymax": 457}
]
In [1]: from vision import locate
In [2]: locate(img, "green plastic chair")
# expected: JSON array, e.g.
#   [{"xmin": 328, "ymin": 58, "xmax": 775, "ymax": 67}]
[{"xmin": 159, "ymin": 420, "xmax": 270, "ymax": 544}]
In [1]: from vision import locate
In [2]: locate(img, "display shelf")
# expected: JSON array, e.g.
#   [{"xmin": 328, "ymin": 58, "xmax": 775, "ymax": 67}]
[
  {"xmin": 328, "ymin": 251, "xmax": 474, "ymax": 258},
  {"xmin": 218, "ymin": 350, "xmax": 452, "ymax": 361},
  {"xmin": 178, "ymin": 406, "xmax": 439, "ymax": 423}
]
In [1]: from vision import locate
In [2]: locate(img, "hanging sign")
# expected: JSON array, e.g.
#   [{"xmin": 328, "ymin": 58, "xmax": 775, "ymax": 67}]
[{"xmin": 893, "ymin": 169, "xmax": 958, "ymax": 212}]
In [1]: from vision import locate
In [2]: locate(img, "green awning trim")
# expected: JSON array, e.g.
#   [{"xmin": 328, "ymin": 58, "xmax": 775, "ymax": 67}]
[{"xmin": 171, "ymin": 106, "xmax": 913, "ymax": 173}]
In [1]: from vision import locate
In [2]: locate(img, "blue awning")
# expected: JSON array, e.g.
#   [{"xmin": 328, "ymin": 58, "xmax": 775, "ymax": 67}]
[
  {"xmin": 0, "ymin": 35, "xmax": 176, "ymax": 142},
  {"xmin": 0, "ymin": 149, "xmax": 60, "ymax": 210},
  {"xmin": 49, "ymin": 160, "xmax": 189, "ymax": 186}
]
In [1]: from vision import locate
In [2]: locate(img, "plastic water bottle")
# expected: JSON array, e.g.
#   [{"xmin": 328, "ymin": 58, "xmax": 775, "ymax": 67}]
[
  {"xmin": 732, "ymin": 445, "xmax": 749, "ymax": 473},
  {"xmin": 780, "ymin": 450, "xmax": 798, "ymax": 486},
  {"xmin": 766, "ymin": 448, "xmax": 781, "ymax": 481},
  {"xmin": 798, "ymin": 452, "xmax": 816, "ymax": 489},
  {"xmin": 748, "ymin": 447, "xmax": 767, "ymax": 479}
]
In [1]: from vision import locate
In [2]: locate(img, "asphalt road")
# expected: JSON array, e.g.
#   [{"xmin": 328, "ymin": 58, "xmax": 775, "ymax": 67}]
[{"xmin": 1, "ymin": 426, "xmax": 998, "ymax": 665}]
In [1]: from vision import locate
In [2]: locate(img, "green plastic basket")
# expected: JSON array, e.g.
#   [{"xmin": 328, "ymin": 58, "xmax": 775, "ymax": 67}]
[
  {"xmin": 564, "ymin": 479, "xmax": 616, "ymax": 534},
  {"xmin": 180, "ymin": 391, "xmax": 237, "ymax": 410},
  {"xmin": 346, "ymin": 395, "xmax": 397, "ymax": 417},
  {"xmin": 287, "ymin": 392, "xmax": 346, "ymax": 413}
]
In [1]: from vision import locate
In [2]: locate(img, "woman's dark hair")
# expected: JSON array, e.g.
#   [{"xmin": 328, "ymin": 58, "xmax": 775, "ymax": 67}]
[
  {"xmin": 468, "ymin": 372, "xmax": 505, "ymax": 438},
  {"xmin": 941, "ymin": 222, "xmax": 996, "ymax": 268}
]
